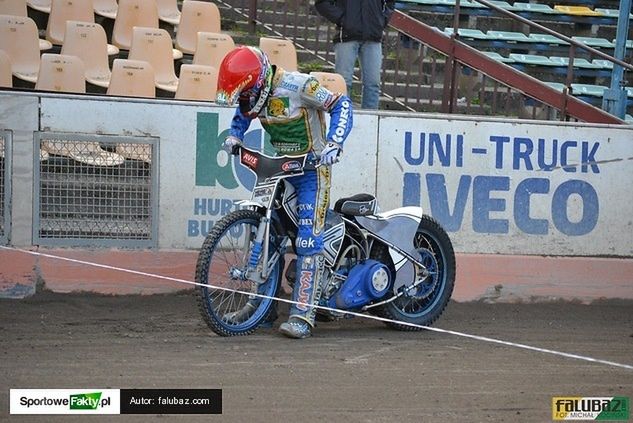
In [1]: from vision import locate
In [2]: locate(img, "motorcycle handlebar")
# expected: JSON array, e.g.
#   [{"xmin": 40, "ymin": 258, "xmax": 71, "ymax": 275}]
[{"xmin": 236, "ymin": 145, "xmax": 322, "ymax": 172}]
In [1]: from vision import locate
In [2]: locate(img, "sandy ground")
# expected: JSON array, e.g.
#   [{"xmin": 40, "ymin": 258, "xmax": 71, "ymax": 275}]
[{"xmin": 1, "ymin": 291, "xmax": 632, "ymax": 422}]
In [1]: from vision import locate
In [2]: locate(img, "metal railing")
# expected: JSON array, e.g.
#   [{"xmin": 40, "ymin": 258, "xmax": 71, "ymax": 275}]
[
  {"xmin": 440, "ymin": 0, "xmax": 632, "ymax": 116},
  {"xmin": 33, "ymin": 132, "xmax": 159, "ymax": 247}
]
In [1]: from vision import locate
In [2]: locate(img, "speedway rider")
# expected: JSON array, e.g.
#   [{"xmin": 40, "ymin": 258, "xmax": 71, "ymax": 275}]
[{"xmin": 215, "ymin": 46, "xmax": 354, "ymax": 339}]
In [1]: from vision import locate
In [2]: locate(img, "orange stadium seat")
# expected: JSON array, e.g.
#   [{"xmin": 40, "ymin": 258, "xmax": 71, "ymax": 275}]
[
  {"xmin": 175, "ymin": 64, "xmax": 217, "ymax": 101},
  {"xmin": 111, "ymin": 0, "xmax": 159, "ymax": 51},
  {"xmin": 259, "ymin": 37, "xmax": 298, "ymax": 71},
  {"xmin": 0, "ymin": 0, "xmax": 28, "ymax": 16},
  {"xmin": 35, "ymin": 53, "xmax": 86, "ymax": 93},
  {"xmin": 175, "ymin": 0, "xmax": 221, "ymax": 55},
  {"xmin": 0, "ymin": 14, "xmax": 42, "ymax": 84},
  {"xmin": 310, "ymin": 71, "xmax": 348, "ymax": 95},
  {"xmin": 107, "ymin": 58, "xmax": 156, "ymax": 98},
  {"xmin": 61, "ymin": 21, "xmax": 115, "ymax": 89},
  {"xmin": 19, "ymin": 0, "xmax": 55, "ymax": 52},
  {"xmin": 0, "ymin": 49, "xmax": 12, "ymax": 88},
  {"xmin": 46, "ymin": 0, "xmax": 95, "ymax": 46},
  {"xmin": 34, "ymin": 52, "xmax": 124, "ymax": 166},
  {"xmin": 107, "ymin": 59, "xmax": 155, "ymax": 163},
  {"xmin": 93, "ymin": 0, "xmax": 117, "ymax": 20},
  {"xmin": 128, "ymin": 26, "xmax": 179, "ymax": 93},
  {"xmin": 193, "ymin": 32, "xmax": 235, "ymax": 70},
  {"xmin": 157, "ymin": 0, "xmax": 181, "ymax": 26}
]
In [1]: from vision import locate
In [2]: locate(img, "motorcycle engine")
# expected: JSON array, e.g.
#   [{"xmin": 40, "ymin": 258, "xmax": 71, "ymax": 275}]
[{"xmin": 328, "ymin": 259, "xmax": 390, "ymax": 310}]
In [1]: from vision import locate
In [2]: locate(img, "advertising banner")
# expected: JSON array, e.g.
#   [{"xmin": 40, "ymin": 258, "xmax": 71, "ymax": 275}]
[
  {"xmin": 38, "ymin": 97, "xmax": 633, "ymax": 256},
  {"xmin": 377, "ymin": 115, "xmax": 633, "ymax": 255}
]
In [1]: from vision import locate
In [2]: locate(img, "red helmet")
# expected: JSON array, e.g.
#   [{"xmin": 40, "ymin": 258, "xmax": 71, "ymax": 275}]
[{"xmin": 216, "ymin": 46, "xmax": 273, "ymax": 117}]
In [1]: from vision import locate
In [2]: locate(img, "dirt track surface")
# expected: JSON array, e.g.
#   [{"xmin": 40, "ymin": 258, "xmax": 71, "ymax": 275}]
[{"xmin": 1, "ymin": 291, "xmax": 632, "ymax": 423}]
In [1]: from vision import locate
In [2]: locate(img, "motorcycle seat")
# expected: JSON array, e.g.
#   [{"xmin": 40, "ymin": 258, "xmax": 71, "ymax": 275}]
[{"xmin": 334, "ymin": 193, "xmax": 377, "ymax": 216}]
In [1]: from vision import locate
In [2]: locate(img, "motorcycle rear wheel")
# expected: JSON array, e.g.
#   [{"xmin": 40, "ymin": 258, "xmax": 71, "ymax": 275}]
[
  {"xmin": 374, "ymin": 215, "xmax": 456, "ymax": 331},
  {"xmin": 195, "ymin": 209, "xmax": 283, "ymax": 336}
]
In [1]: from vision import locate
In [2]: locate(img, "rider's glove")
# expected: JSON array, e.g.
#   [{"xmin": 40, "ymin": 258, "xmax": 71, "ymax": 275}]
[
  {"xmin": 320, "ymin": 142, "xmax": 342, "ymax": 166},
  {"xmin": 223, "ymin": 136, "xmax": 242, "ymax": 155}
]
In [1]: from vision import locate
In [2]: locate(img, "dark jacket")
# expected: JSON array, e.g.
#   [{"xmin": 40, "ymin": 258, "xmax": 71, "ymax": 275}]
[{"xmin": 315, "ymin": 0, "xmax": 395, "ymax": 43}]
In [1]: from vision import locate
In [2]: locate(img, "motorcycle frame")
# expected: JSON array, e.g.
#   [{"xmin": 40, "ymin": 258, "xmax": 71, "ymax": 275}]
[{"xmin": 234, "ymin": 146, "xmax": 430, "ymax": 300}]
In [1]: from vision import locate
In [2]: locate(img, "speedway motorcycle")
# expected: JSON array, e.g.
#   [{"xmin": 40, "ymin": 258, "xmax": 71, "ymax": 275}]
[{"xmin": 195, "ymin": 146, "xmax": 456, "ymax": 336}]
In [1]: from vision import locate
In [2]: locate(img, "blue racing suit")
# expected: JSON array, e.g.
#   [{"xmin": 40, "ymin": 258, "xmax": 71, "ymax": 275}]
[{"xmin": 228, "ymin": 67, "xmax": 353, "ymax": 326}]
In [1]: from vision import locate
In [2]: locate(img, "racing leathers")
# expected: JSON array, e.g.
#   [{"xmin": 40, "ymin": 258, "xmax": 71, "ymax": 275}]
[{"xmin": 227, "ymin": 67, "xmax": 354, "ymax": 334}]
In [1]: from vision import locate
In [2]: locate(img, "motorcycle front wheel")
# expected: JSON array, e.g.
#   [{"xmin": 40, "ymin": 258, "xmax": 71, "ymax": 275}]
[
  {"xmin": 195, "ymin": 209, "xmax": 283, "ymax": 336},
  {"xmin": 375, "ymin": 215, "xmax": 456, "ymax": 331}
]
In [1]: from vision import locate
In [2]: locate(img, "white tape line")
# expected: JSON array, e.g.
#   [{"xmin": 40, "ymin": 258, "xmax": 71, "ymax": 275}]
[{"xmin": 2, "ymin": 245, "xmax": 632, "ymax": 371}]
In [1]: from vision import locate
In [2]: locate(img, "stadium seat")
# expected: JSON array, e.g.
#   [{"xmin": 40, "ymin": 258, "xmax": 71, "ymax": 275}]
[
  {"xmin": 548, "ymin": 56, "xmax": 603, "ymax": 70},
  {"xmin": 482, "ymin": 51, "xmax": 515, "ymax": 63},
  {"xmin": 175, "ymin": 64, "xmax": 217, "ymax": 101},
  {"xmin": 192, "ymin": 32, "xmax": 235, "ymax": 69},
  {"xmin": 571, "ymin": 36, "xmax": 615, "ymax": 49},
  {"xmin": 396, "ymin": 0, "xmax": 499, "ymax": 15},
  {"xmin": 0, "ymin": 0, "xmax": 28, "ymax": 16},
  {"xmin": 175, "ymin": 0, "xmax": 221, "ymax": 55},
  {"xmin": 0, "ymin": 49, "xmax": 12, "ymax": 87},
  {"xmin": 26, "ymin": 0, "xmax": 51, "ymax": 14},
  {"xmin": 34, "ymin": 53, "xmax": 124, "ymax": 165},
  {"xmin": 40, "ymin": 138, "xmax": 126, "ymax": 165},
  {"xmin": 128, "ymin": 26, "xmax": 178, "ymax": 93},
  {"xmin": 259, "ymin": 37, "xmax": 298, "ymax": 71},
  {"xmin": 554, "ymin": 5, "xmax": 602, "ymax": 16},
  {"xmin": 508, "ymin": 53, "xmax": 557, "ymax": 66},
  {"xmin": 570, "ymin": 83, "xmax": 607, "ymax": 97},
  {"xmin": 93, "ymin": 0, "xmax": 117, "ymax": 20},
  {"xmin": 528, "ymin": 33, "xmax": 569, "ymax": 46},
  {"xmin": 309, "ymin": 71, "xmax": 347, "ymax": 95},
  {"xmin": 111, "ymin": 0, "xmax": 159, "ymax": 51},
  {"xmin": 61, "ymin": 21, "xmax": 114, "ymax": 89},
  {"xmin": 595, "ymin": 8, "xmax": 633, "ymax": 19},
  {"xmin": 0, "ymin": 14, "xmax": 42, "ymax": 84},
  {"xmin": 35, "ymin": 53, "xmax": 86, "ymax": 93},
  {"xmin": 157, "ymin": 0, "xmax": 181, "ymax": 26},
  {"xmin": 444, "ymin": 28, "xmax": 489, "ymax": 40},
  {"xmin": 461, "ymin": 0, "xmax": 486, "ymax": 9},
  {"xmin": 107, "ymin": 59, "xmax": 156, "ymax": 98},
  {"xmin": 397, "ymin": 0, "xmax": 450, "ymax": 6},
  {"xmin": 486, "ymin": 1, "xmax": 515, "ymax": 11},
  {"xmin": 486, "ymin": 30, "xmax": 532, "ymax": 43},
  {"xmin": 544, "ymin": 82, "xmax": 566, "ymax": 92},
  {"xmin": 512, "ymin": 3, "xmax": 561, "ymax": 14},
  {"xmin": 45, "ymin": 0, "xmax": 94, "ymax": 46},
  {"xmin": 591, "ymin": 59, "xmax": 613, "ymax": 69}
]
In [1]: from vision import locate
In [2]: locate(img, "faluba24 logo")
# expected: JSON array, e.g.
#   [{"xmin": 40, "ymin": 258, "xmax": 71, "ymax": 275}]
[{"xmin": 195, "ymin": 112, "xmax": 275, "ymax": 191}]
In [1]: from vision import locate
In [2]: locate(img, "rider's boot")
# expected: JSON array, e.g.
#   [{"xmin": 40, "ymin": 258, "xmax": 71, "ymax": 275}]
[{"xmin": 279, "ymin": 254, "xmax": 324, "ymax": 339}]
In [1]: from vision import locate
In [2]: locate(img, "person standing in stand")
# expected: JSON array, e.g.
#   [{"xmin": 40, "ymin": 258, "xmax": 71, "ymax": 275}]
[{"xmin": 315, "ymin": 0, "xmax": 395, "ymax": 109}]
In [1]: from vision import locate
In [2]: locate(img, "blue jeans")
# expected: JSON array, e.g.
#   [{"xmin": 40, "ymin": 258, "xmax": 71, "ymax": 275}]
[{"xmin": 334, "ymin": 41, "xmax": 382, "ymax": 110}]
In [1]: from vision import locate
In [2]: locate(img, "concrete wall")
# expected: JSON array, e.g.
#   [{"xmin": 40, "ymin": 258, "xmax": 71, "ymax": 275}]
[{"xmin": 1, "ymin": 91, "xmax": 632, "ymax": 301}]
